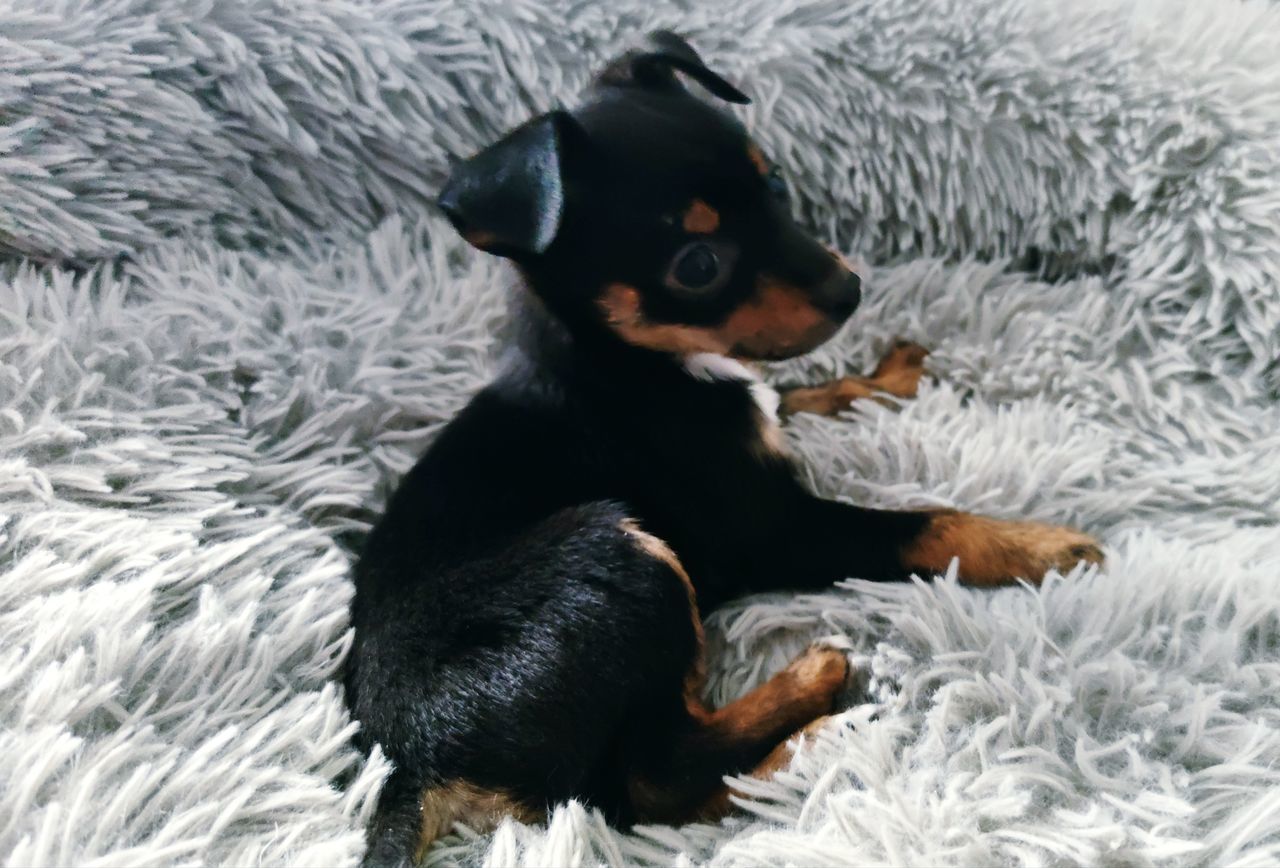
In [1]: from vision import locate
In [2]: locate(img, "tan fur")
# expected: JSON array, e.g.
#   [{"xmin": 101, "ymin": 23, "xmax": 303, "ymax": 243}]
[
  {"xmin": 618, "ymin": 519, "xmax": 707, "ymax": 717},
  {"xmin": 692, "ymin": 714, "xmax": 835, "ymax": 820},
  {"xmin": 612, "ymin": 526, "xmax": 854, "ymax": 830},
  {"xmin": 697, "ymin": 643, "xmax": 847, "ymax": 741},
  {"xmin": 599, "ymin": 283, "xmax": 732, "ymax": 355},
  {"xmin": 781, "ymin": 340, "xmax": 929, "ymax": 417},
  {"xmin": 597, "ymin": 286, "xmax": 796, "ymax": 461},
  {"xmin": 416, "ymin": 781, "xmax": 540, "ymax": 862},
  {"xmin": 903, "ymin": 511, "xmax": 1105, "ymax": 587},
  {"xmin": 629, "ymin": 645, "xmax": 852, "ymax": 825},
  {"xmin": 682, "ymin": 199, "xmax": 720, "ymax": 234},
  {"xmin": 599, "ymin": 280, "xmax": 836, "ymax": 359},
  {"xmin": 724, "ymin": 278, "xmax": 837, "ymax": 357},
  {"xmin": 780, "ymin": 379, "xmax": 880, "ymax": 416},
  {"xmin": 747, "ymin": 144, "xmax": 770, "ymax": 176}
]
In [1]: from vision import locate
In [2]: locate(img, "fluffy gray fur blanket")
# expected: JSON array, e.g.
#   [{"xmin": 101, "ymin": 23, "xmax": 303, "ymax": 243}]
[{"xmin": 2, "ymin": 0, "xmax": 1279, "ymax": 864}]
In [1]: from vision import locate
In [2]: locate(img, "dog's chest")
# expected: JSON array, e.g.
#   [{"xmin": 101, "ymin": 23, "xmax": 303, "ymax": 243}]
[{"xmin": 682, "ymin": 353, "xmax": 781, "ymax": 423}]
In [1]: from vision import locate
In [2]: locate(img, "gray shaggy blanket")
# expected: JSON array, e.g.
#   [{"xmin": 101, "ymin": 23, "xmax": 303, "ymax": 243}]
[{"xmin": 2, "ymin": 0, "xmax": 1279, "ymax": 865}]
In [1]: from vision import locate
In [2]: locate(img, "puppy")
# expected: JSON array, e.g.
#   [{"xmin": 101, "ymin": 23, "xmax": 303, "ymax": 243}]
[{"xmin": 345, "ymin": 31, "xmax": 1103, "ymax": 866}]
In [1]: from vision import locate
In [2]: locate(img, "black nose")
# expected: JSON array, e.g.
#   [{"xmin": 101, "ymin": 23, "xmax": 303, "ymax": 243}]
[
  {"xmin": 845, "ymin": 272, "xmax": 862, "ymax": 309},
  {"xmin": 822, "ymin": 271, "xmax": 861, "ymax": 320}
]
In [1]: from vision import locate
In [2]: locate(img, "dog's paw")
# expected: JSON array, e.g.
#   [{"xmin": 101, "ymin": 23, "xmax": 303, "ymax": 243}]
[
  {"xmin": 906, "ymin": 513, "xmax": 1104, "ymax": 587},
  {"xmin": 780, "ymin": 340, "xmax": 931, "ymax": 417},
  {"xmin": 868, "ymin": 339, "xmax": 929, "ymax": 399},
  {"xmin": 791, "ymin": 635, "xmax": 869, "ymax": 712},
  {"xmin": 808, "ymin": 633, "xmax": 855, "ymax": 654},
  {"xmin": 969, "ymin": 521, "xmax": 1104, "ymax": 586},
  {"xmin": 876, "ymin": 338, "xmax": 930, "ymax": 372},
  {"xmin": 1026, "ymin": 525, "xmax": 1105, "ymax": 576}
]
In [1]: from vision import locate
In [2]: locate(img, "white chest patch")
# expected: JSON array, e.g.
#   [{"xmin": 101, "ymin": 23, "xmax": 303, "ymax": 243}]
[{"xmin": 683, "ymin": 352, "xmax": 781, "ymax": 423}]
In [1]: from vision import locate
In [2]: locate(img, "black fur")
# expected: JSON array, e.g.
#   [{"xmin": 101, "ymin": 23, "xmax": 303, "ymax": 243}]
[{"xmin": 346, "ymin": 32, "xmax": 933, "ymax": 866}]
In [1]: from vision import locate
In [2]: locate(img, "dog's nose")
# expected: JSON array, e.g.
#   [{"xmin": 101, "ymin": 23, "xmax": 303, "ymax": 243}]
[
  {"xmin": 820, "ymin": 271, "xmax": 861, "ymax": 320},
  {"xmin": 843, "ymin": 272, "xmax": 862, "ymax": 311}
]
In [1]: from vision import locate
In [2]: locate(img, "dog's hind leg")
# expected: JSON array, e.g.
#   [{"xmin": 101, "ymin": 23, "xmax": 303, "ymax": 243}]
[
  {"xmin": 357, "ymin": 502, "xmax": 710, "ymax": 864},
  {"xmin": 779, "ymin": 339, "xmax": 928, "ymax": 417},
  {"xmin": 689, "ymin": 711, "xmax": 842, "ymax": 821},
  {"xmin": 625, "ymin": 639, "xmax": 863, "ymax": 825}
]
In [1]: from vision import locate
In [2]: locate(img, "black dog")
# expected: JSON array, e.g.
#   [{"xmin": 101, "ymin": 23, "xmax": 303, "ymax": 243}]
[{"xmin": 345, "ymin": 32, "xmax": 1103, "ymax": 866}]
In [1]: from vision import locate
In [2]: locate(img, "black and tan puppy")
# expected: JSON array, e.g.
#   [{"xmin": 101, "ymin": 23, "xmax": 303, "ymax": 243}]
[{"xmin": 346, "ymin": 32, "xmax": 1103, "ymax": 866}]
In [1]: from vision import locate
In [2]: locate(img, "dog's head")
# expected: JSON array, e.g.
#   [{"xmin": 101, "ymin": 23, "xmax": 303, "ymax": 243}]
[{"xmin": 437, "ymin": 31, "xmax": 861, "ymax": 361}]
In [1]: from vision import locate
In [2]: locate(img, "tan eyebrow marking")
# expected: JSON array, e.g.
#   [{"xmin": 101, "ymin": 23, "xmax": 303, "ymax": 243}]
[
  {"xmin": 747, "ymin": 145, "xmax": 769, "ymax": 176},
  {"xmin": 682, "ymin": 199, "xmax": 720, "ymax": 234}
]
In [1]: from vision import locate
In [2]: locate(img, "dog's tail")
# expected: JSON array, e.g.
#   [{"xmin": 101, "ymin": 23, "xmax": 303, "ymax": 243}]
[
  {"xmin": 361, "ymin": 770, "xmax": 427, "ymax": 868},
  {"xmin": 362, "ymin": 771, "xmax": 536, "ymax": 868}
]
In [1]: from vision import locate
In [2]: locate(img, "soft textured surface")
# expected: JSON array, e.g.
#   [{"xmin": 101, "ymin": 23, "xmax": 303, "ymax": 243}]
[{"xmin": 2, "ymin": 0, "xmax": 1279, "ymax": 865}]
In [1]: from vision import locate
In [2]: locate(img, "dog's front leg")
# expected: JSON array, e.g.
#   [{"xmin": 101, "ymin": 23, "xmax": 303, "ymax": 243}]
[
  {"xmin": 762, "ymin": 496, "xmax": 1103, "ymax": 589},
  {"xmin": 779, "ymin": 340, "xmax": 928, "ymax": 417}
]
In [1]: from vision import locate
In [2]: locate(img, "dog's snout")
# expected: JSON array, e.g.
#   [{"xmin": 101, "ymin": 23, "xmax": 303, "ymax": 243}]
[
  {"xmin": 841, "ymin": 271, "xmax": 862, "ymax": 314},
  {"xmin": 817, "ymin": 269, "xmax": 862, "ymax": 321}
]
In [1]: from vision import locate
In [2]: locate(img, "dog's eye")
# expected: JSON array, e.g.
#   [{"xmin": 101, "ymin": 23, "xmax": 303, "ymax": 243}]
[
  {"xmin": 670, "ymin": 243, "xmax": 721, "ymax": 291},
  {"xmin": 766, "ymin": 167, "xmax": 788, "ymax": 203}
]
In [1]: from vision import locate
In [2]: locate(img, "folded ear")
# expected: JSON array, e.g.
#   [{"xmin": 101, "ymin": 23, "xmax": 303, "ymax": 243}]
[
  {"xmin": 598, "ymin": 30, "xmax": 750, "ymax": 105},
  {"xmin": 436, "ymin": 111, "xmax": 576, "ymax": 257}
]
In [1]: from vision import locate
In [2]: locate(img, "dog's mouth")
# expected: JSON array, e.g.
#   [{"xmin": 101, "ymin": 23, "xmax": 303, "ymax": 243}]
[
  {"xmin": 730, "ymin": 315, "xmax": 846, "ymax": 361},
  {"xmin": 727, "ymin": 272, "xmax": 861, "ymax": 361}
]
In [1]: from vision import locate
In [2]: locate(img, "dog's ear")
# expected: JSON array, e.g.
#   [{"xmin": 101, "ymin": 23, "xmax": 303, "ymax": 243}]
[
  {"xmin": 598, "ymin": 30, "xmax": 750, "ymax": 105},
  {"xmin": 437, "ymin": 111, "xmax": 579, "ymax": 257}
]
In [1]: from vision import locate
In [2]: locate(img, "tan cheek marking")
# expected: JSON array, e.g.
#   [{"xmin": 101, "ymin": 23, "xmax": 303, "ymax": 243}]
[
  {"xmin": 598, "ymin": 279, "xmax": 834, "ymax": 361},
  {"xmin": 721, "ymin": 280, "xmax": 832, "ymax": 355},
  {"xmin": 682, "ymin": 199, "xmax": 720, "ymax": 234},
  {"xmin": 598, "ymin": 283, "xmax": 731, "ymax": 355},
  {"xmin": 747, "ymin": 145, "xmax": 769, "ymax": 176}
]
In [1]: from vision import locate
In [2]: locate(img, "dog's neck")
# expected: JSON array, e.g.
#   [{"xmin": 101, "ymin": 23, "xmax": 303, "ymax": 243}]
[
  {"xmin": 681, "ymin": 353, "xmax": 780, "ymax": 422},
  {"xmin": 502, "ymin": 284, "xmax": 772, "ymax": 417}
]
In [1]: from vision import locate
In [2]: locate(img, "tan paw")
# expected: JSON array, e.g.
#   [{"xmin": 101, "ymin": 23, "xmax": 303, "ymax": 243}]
[
  {"xmin": 869, "ymin": 339, "xmax": 929, "ymax": 398},
  {"xmin": 785, "ymin": 642, "xmax": 849, "ymax": 687},
  {"xmin": 836, "ymin": 339, "xmax": 930, "ymax": 406},
  {"xmin": 780, "ymin": 340, "xmax": 930, "ymax": 417},
  {"xmin": 1028, "ymin": 525, "xmax": 1105, "ymax": 576},
  {"xmin": 786, "ymin": 636, "xmax": 867, "ymax": 711}
]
